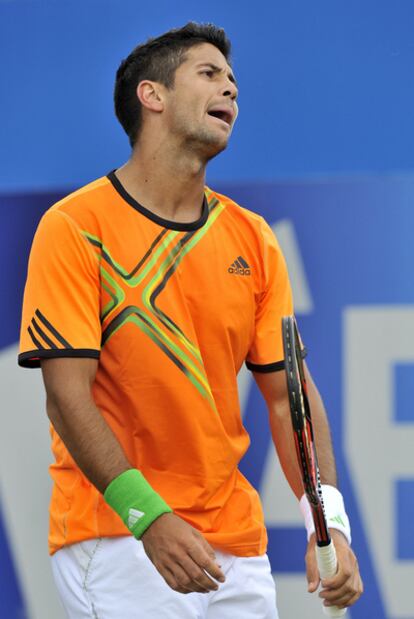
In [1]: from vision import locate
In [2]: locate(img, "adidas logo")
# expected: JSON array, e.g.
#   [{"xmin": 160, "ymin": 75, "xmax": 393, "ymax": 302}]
[
  {"xmin": 329, "ymin": 515, "xmax": 346, "ymax": 527},
  {"xmin": 128, "ymin": 508, "xmax": 145, "ymax": 529},
  {"xmin": 228, "ymin": 256, "xmax": 251, "ymax": 276}
]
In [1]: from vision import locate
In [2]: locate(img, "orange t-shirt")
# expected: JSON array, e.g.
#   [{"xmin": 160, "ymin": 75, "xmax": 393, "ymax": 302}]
[{"xmin": 19, "ymin": 172, "xmax": 293, "ymax": 556}]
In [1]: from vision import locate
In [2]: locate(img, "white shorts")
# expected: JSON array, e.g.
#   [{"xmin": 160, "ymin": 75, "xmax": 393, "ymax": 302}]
[{"xmin": 51, "ymin": 536, "xmax": 279, "ymax": 619}]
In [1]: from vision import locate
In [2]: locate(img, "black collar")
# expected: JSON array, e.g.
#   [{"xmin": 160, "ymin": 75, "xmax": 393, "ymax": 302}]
[{"xmin": 107, "ymin": 170, "xmax": 209, "ymax": 232}]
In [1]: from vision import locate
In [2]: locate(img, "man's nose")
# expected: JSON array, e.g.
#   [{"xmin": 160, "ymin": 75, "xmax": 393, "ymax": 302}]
[{"xmin": 222, "ymin": 81, "xmax": 238, "ymax": 100}]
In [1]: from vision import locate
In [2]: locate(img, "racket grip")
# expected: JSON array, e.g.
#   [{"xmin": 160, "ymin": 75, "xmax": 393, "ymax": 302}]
[{"xmin": 316, "ymin": 542, "xmax": 347, "ymax": 617}]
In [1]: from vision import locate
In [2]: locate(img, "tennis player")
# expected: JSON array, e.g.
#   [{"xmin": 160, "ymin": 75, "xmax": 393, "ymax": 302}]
[{"xmin": 19, "ymin": 22, "xmax": 362, "ymax": 618}]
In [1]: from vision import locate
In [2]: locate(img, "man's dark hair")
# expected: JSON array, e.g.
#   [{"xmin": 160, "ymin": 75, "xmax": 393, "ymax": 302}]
[{"xmin": 114, "ymin": 22, "xmax": 232, "ymax": 147}]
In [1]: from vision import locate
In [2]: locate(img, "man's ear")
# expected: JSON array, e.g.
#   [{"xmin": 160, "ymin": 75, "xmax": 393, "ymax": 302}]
[{"xmin": 136, "ymin": 80, "xmax": 164, "ymax": 113}]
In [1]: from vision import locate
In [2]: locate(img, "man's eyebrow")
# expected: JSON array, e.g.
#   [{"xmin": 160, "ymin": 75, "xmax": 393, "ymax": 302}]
[{"xmin": 198, "ymin": 62, "xmax": 238, "ymax": 87}]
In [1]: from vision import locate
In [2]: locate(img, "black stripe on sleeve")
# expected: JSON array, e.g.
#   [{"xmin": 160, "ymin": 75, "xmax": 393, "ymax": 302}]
[
  {"xmin": 245, "ymin": 360, "xmax": 285, "ymax": 373},
  {"xmin": 35, "ymin": 309, "xmax": 72, "ymax": 348},
  {"xmin": 31, "ymin": 318, "xmax": 57, "ymax": 349},
  {"xmin": 18, "ymin": 349, "xmax": 100, "ymax": 368},
  {"xmin": 245, "ymin": 347, "xmax": 307, "ymax": 373},
  {"xmin": 27, "ymin": 326, "xmax": 45, "ymax": 350}
]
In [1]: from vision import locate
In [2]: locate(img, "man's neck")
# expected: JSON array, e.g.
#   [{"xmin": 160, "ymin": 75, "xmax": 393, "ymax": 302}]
[{"xmin": 115, "ymin": 141, "xmax": 208, "ymax": 224}]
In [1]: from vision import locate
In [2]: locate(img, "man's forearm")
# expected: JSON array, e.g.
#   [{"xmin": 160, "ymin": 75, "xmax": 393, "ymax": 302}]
[
  {"xmin": 267, "ymin": 394, "xmax": 304, "ymax": 499},
  {"xmin": 47, "ymin": 396, "xmax": 131, "ymax": 493},
  {"xmin": 42, "ymin": 357, "xmax": 131, "ymax": 494},
  {"xmin": 260, "ymin": 363, "xmax": 337, "ymax": 499},
  {"xmin": 304, "ymin": 365, "xmax": 337, "ymax": 487}
]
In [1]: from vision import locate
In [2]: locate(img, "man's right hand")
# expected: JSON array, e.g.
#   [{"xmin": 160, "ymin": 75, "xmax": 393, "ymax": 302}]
[{"xmin": 141, "ymin": 512, "xmax": 226, "ymax": 594}]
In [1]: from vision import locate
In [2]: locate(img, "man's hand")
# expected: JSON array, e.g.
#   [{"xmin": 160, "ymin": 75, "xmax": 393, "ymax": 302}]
[
  {"xmin": 141, "ymin": 513, "xmax": 226, "ymax": 594},
  {"xmin": 306, "ymin": 529, "xmax": 363, "ymax": 610}
]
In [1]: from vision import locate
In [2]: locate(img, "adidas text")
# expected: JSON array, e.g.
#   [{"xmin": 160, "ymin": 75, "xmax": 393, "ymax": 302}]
[{"xmin": 228, "ymin": 266, "xmax": 251, "ymax": 275}]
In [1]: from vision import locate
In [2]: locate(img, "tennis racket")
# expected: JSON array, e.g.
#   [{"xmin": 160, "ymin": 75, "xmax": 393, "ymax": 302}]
[{"xmin": 282, "ymin": 316, "xmax": 346, "ymax": 617}]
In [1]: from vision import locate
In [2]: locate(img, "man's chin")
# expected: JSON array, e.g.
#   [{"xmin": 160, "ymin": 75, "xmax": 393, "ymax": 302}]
[
  {"xmin": 185, "ymin": 129, "xmax": 231, "ymax": 160},
  {"xmin": 201, "ymin": 132, "xmax": 230, "ymax": 160},
  {"xmin": 204, "ymin": 139, "xmax": 228, "ymax": 161}
]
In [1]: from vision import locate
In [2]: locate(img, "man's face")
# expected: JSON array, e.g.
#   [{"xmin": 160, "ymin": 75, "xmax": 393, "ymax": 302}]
[{"xmin": 163, "ymin": 43, "xmax": 239, "ymax": 159}]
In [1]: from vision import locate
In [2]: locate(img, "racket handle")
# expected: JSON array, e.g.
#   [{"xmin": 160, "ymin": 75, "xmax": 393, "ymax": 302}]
[{"xmin": 316, "ymin": 542, "xmax": 347, "ymax": 617}]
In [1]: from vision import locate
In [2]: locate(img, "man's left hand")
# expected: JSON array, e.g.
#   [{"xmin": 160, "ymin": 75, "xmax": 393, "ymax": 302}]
[{"xmin": 306, "ymin": 529, "xmax": 363, "ymax": 610}]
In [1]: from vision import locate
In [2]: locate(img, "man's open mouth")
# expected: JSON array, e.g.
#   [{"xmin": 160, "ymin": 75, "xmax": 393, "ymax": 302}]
[{"xmin": 207, "ymin": 108, "xmax": 233, "ymax": 126}]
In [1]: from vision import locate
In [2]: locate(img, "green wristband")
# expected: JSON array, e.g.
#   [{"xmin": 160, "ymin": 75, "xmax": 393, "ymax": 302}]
[{"xmin": 104, "ymin": 469, "xmax": 172, "ymax": 539}]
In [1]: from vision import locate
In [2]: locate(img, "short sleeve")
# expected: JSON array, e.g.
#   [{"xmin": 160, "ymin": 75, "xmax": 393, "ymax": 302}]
[
  {"xmin": 18, "ymin": 209, "xmax": 101, "ymax": 368},
  {"xmin": 245, "ymin": 219, "xmax": 295, "ymax": 373}
]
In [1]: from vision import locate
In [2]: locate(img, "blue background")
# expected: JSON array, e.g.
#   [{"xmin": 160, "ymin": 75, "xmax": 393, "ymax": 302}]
[
  {"xmin": 2, "ymin": 2, "xmax": 414, "ymax": 618},
  {"xmin": 2, "ymin": 0, "xmax": 414, "ymax": 190}
]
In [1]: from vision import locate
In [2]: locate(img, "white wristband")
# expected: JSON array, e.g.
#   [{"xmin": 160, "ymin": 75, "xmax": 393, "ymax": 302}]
[{"xmin": 299, "ymin": 485, "xmax": 352, "ymax": 545}]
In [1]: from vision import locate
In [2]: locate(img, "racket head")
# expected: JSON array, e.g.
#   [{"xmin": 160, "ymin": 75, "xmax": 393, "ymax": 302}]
[{"xmin": 282, "ymin": 315, "xmax": 331, "ymax": 546}]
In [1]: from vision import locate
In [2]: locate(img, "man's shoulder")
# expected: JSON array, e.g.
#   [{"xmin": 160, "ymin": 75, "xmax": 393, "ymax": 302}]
[
  {"xmin": 48, "ymin": 175, "xmax": 113, "ymax": 220},
  {"xmin": 206, "ymin": 187, "xmax": 265, "ymax": 227}
]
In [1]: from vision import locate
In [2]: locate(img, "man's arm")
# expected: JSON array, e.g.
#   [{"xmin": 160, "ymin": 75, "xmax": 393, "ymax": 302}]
[
  {"xmin": 255, "ymin": 363, "xmax": 337, "ymax": 496},
  {"xmin": 41, "ymin": 357, "xmax": 225, "ymax": 594},
  {"xmin": 253, "ymin": 363, "xmax": 363, "ymax": 610},
  {"xmin": 41, "ymin": 357, "xmax": 130, "ymax": 491}
]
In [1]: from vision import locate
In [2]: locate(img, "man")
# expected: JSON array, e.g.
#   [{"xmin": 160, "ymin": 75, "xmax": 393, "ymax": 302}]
[{"xmin": 19, "ymin": 22, "xmax": 362, "ymax": 618}]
